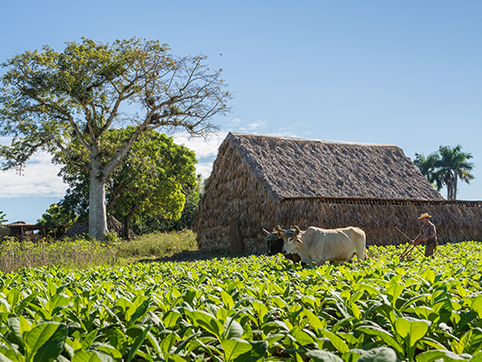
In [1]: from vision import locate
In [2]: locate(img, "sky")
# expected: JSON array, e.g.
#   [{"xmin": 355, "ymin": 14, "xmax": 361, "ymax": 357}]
[{"xmin": 1, "ymin": 1, "xmax": 481, "ymax": 224}]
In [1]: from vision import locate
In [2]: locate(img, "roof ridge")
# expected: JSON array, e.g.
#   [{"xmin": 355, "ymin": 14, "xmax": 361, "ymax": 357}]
[{"xmin": 229, "ymin": 132, "xmax": 397, "ymax": 147}]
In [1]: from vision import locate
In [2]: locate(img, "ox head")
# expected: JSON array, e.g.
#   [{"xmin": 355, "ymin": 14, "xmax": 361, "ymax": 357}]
[
  {"xmin": 276, "ymin": 225, "xmax": 303, "ymax": 255},
  {"xmin": 262, "ymin": 227, "xmax": 302, "ymax": 263},
  {"xmin": 262, "ymin": 228, "xmax": 282, "ymax": 256}
]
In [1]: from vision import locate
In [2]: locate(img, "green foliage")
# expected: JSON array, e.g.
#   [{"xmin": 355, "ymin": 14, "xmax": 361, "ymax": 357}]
[
  {"xmin": 0, "ymin": 241, "xmax": 482, "ymax": 360},
  {"xmin": 56, "ymin": 128, "xmax": 198, "ymax": 237},
  {"xmin": 132, "ymin": 174, "xmax": 202, "ymax": 234},
  {"xmin": 414, "ymin": 145, "xmax": 475, "ymax": 200},
  {"xmin": 414, "ymin": 151, "xmax": 440, "ymax": 187},
  {"xmin": 0, "ymin": 211, "xmax": 7, "ymax": 225},
  {"xmin": 36, "ymin": 203, "xmax": 77, "ymax": 237}
]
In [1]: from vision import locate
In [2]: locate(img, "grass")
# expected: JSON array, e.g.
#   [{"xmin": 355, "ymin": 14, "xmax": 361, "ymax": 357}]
[
  {"xmin": 0, "ymin": 230, "xmax": 198, "ymax": 272},
  {"xmin": 116, "ymin": 229, "xmax": 198, "ymax": 262}
]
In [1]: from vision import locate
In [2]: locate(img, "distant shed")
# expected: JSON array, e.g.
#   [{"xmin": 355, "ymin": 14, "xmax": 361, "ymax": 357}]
[
  {"xmin": 0, "ymin": 221, "xmax": 66, "ymax": 240},
  {"xmin": 193, "ymin": 133, "xmax": 482, "ymax": 254}
]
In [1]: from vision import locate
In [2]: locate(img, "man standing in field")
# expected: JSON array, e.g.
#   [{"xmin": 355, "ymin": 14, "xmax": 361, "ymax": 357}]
[{"xmin": 410, "ymin": 213, "xmax": 438, "ymax": 258}]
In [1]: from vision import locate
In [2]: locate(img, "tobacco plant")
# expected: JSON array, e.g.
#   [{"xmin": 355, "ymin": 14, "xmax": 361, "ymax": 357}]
[{"xmin": 0, "ymin": 241, "xmax": 482, "ymax": 361}]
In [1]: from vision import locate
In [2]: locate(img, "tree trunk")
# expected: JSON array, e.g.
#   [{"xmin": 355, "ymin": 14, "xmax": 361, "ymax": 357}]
[
  {"xmin": 89, "ymin": 163, "xmax": 108, "ymax": 239},
  {"xmin": 446, "ymin": 176, "xmax": 455, "ymax": 200},
  {"xmin": 453, "ymin": 177, "xmax": 458, "ymax": 200},
  {"xmin": 121, "ymin": 216, "xmax": 130, "ymax": 239}
]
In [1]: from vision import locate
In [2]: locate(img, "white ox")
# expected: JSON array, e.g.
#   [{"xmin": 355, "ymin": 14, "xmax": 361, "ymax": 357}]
[{"xmin": 279, "ymin": 225, "xmax": 367, "ymax": 267}]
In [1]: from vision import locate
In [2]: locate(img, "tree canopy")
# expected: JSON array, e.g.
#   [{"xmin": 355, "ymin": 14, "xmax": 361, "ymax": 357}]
[
  {"xmin": 56, "ymin": 128, "xmax": 198, "ymax": 237},
  {"xmin": 414, "ymin": 145, "xmax": 475, "ymax": 200},
  {"xmin": 0, "ymin": 38, "xmax": 230, "ymax": 238},
  {"xmin": 36, "ymin": 203, "xmax": 77, "ymax": 237}
]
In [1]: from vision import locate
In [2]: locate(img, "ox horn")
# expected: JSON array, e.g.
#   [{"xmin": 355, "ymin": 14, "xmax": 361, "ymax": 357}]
[
  {"xmin": 275, "ymin": 225, "xmax": 286, "ymax": 236},
  {"xmin": 261, "ymin": 228, "xmax": 270, "ymax": 236},
  {"xmin": 289, "ymin": 225, "xmax": 301, "ymax": 234}
]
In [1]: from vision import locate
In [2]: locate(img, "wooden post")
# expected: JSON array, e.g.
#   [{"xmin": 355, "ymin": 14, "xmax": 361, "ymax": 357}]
[{"xmin": 229, "ymin": 219, "xmax": 243, "ymax": 254}]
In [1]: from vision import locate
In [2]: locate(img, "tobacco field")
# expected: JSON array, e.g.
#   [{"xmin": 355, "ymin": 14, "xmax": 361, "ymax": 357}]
[{"xmin": 1, "ymin": 241, "xmax": 482, "ymax": 362}]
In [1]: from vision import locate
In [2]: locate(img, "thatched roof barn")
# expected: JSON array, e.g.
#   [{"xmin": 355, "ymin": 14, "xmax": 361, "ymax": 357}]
[{"xmin": 193, "ymin": 132, "xmax": 482, "ymax": 254}]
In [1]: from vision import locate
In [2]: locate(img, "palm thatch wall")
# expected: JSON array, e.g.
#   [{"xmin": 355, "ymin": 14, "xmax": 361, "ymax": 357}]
[{"xmin": 193, "ymin": 133, "xmax": 481, "ymax": 254}]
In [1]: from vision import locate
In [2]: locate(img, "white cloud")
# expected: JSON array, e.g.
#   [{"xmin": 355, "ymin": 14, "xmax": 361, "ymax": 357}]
[
  {"xmin": 195, "ymin": 162, "xmax": 214, "ymax": 180},
  {"xmin": 271, "ymin": 128, "xmax": 299, "ymax": 138},
  {"xmin": 172, "ymin": 131, "xmax": 228, "ymax": 159},
  {"xmin": 0, "ymin": 152, "xmax": 67, "ymax": 198},
  {"xmin": 226, "ymin": 119, "xmax": 267, "ymax": 133},
  {"xmin": 242, "ymin": 120, "xmax": 267, "ymax": 132},
  {"xmin": 228, "ymin": 118, "xmax": 243, "ymax": 126}
]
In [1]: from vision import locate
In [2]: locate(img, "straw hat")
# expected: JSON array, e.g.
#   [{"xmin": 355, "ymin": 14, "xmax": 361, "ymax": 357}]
[{"xmin": 418, "ymin": 212, "xmax": 432, "ymax": 219}]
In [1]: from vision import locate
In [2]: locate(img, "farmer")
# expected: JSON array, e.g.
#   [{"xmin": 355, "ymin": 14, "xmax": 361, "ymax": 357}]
[{"xmin": 410, "ymin": 212, "xmax": 437, "ymax": 258}]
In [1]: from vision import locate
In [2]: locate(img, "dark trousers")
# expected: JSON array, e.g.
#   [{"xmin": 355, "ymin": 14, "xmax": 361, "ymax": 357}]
[{"xmin": 424, "ymin": 237, "xmax": 437, "ymax": 257}]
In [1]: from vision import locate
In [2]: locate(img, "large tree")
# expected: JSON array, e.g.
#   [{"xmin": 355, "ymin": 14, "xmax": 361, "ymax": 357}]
[
  {"xmin": 0, "ymin": 38, "xmax": 230, "ymax": 238},
  {"xmin": 56, "ymin": 128, "xmax": 198, "ymax": 237},
  {"xmin": 432, "ymin": 145, "xmax": 475, "ymax": 200}
]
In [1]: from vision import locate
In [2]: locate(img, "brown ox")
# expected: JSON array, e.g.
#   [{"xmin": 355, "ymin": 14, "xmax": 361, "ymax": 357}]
[
  {"xmin": 262, "ymin": 228, "xmax": 302, "ymax": 264},
  {"xmin": 278, "ymin": 225, "xmax": 366, "ymax": 267}
]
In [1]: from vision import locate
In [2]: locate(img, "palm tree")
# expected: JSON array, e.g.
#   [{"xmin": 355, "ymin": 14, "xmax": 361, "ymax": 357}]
[
  {"xmin": 432, "ymin": 145, "xmax": 475, "ymax": 200},
  {"xmin": 0, "ymin": 211, "xmax": 7, "ymax": 226},
  {"xmin": 413, "ymin": 151, "xmax": 441, "ymax": 189}
]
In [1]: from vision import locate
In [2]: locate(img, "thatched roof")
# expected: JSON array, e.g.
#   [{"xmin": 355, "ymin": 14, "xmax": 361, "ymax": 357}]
[{"xmin": 217, "ymin": 132, "xmax": 444, "ymax": 201}]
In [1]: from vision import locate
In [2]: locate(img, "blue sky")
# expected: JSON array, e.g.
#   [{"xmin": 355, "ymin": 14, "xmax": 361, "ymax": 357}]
[{"xmin": 1, "ymin": 1, "xmax": 481, "ymax": 224}]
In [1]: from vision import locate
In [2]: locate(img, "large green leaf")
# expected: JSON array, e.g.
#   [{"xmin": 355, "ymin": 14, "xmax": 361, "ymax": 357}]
[
  {"xmin": 163, "ymin": 311, "xmax": 182, "ymax": 329},
  {"xmin": 416, "ymin": 350, "xmax": 471, "ymax": 362},
  {"xmin": 471, "ymin": 296, "xmax": 482, "ymax": 319},
  {"xmin": 81, "ymin": 329, "xmax": 98, "ymax": 350},
  {"xmin": 221, "ymin": 338, "xmax": 252, "ymax": 361},
  {"xmin": 109, "ymin": 329, "xmax": 127, "ymax": 355},
  {"xmin": 24, "ymin": 322, "xmax": 67, "ymax": 362},
  {"xmin": 356, "ymin": 326, "xmax": 404, "ymax": 356},
  {"xmin": 126, "ymin": 298, "xmax": 151, "ymax": 326},
  {"xmin": 160, "ymin": 333, "xmax": 177, "ymax": 353},
  {"xmin": 126, "ymin": 325, "xmax": 150, "ymax": 362},
  {"xmin": 357, "ymin": 347, "xmax": 397, "ymax": 362},
  {"xmin": 395, "ymin": 317, "xmax": 430, "ymax": 345},
  {"xmin": 386, "ymin": 284, "xmax": 404, "ymax": 307},
  {"xmin": 322, "ymin": 329, "xmax": 348, "ymax": 353},
  {"xmin": 305, "ymin": 350, "xmax": 344, "ymax": 362},
  {"xmin": 291, "ymin": 327, "xmax": 314, "ymax": 346},
  {"xmin": 72, "ymin": 351, "xmax": 102, "ymax": 362},
  {"xmin": 470, "ymin": 351, "xmax": 482, "ymax": 362},
  {"xmin": 221, "ymin": 291, "xmax": 235, "ymax": 310},
  {"xmin": 224, "ymin": 318, "xmax": 244, "ymax": 340},
  {"xmin": 190, "ymin": 311, "xmax": 223, "ymax": 340}
]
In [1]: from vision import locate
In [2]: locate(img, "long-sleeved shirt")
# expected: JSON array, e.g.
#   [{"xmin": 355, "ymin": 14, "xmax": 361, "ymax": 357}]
[{"xmin": 420, "ymin": 221, "xmax": 437, "ymax": 241}]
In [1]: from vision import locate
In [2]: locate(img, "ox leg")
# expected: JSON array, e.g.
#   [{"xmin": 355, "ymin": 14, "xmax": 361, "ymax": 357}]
[
  {"xmin": 300, "ymin": 259, "xmax": 315, "ymax": 269},
  {"xmin": 316, "ymin": 260, "xmax": 326, "ymax": 267},
  {"xmin": 356, "ymin": 246, "xmax": 367, "ymax": 261}
]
